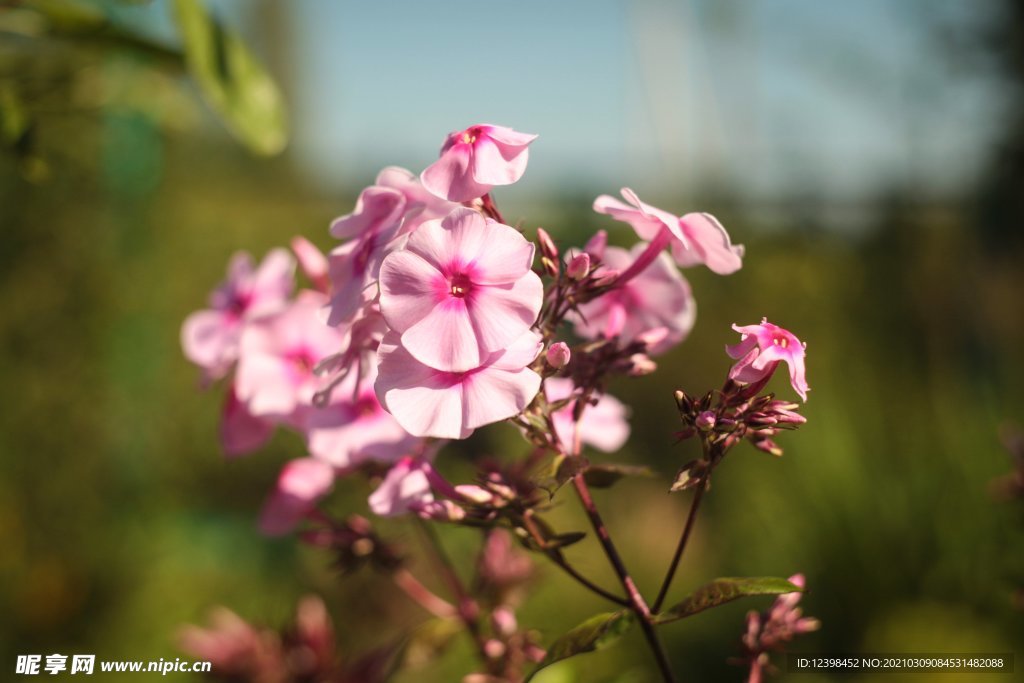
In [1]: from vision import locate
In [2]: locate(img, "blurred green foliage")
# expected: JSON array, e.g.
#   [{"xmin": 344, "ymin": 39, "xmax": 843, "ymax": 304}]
[{"xmin": 2, "ymin": 2, "xmax": 1024, "ymax": 682}]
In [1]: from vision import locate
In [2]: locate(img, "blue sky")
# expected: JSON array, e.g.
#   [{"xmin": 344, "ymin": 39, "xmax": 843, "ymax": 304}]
[{"xmin": 201, "ymin": 0, "xmax": 1001, "ymax": 203}]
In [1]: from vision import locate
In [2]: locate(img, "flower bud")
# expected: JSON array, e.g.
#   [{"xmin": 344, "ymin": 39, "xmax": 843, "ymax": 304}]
[
  {"xmin": 545, "ymin": 342, "xmax": 571, "ymax": 369},
  {"xmin": 537, "ymin": 227, "xmax": 559, "ymax": 261},
  {"xmin": 696, "ymin": 411, "xmax": 716, "ymax": 432},
  {"xmin": 491, "ymin": 606, "xmax": 518, "ymax": 637},
  {"xmin": 627, "ymin": 353, "xmax": 656, "ymax": 376},
  {"xmin": 417, "ymin": 500, "xmax": 466, "ymax": 522},
  {"xmin": 567, "ymin": 252, "xmax": 590, "ymax": 280},
  {"xmin": 592, "ymin": 269, "xmax": 621, "ymax": 287},
  {"xmin": 454, "ymin": 484, "xmax": 495, "ymax": 505}
]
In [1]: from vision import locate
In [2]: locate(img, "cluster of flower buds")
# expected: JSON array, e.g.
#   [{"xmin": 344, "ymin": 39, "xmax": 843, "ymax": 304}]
[
  {"xmin": 462, "ymin": 531, "xmax": 545, "ymax": 683},
  {"xmin": 672, "ymin": 320, "xmax": 810, "ymax": 490},
  {"xmin": 732, "ymin": 575, "xmax": 820, "ymax": 683},
  {"xmin": 180, "ymin": 596, "xmax": 395, "ymax": 683}
]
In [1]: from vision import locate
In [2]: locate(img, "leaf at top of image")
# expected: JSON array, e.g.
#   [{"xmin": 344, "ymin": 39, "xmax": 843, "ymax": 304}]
[{"xmin": 171, "ymin": 0, "xmax": 288, "ymax": 156}]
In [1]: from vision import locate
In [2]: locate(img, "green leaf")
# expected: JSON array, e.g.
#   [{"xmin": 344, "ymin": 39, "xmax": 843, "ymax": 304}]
[
  {"xmin": 583, "ymin": 464, "xmax": 654, "ymax": 489},
  {"xmin": 653, "ymin": 577, "xmax": 802, "ymax": 625},
  {"xmin": 172, "ymin": 0, "xmax": 288, "ymax": 155},
  {"xmin": 526, "ymin": 611, "xmax": 635, "ymax": 681},
  {"xmin": 539, "ymin": 454, "xmax": 589, "ymax": 498}
]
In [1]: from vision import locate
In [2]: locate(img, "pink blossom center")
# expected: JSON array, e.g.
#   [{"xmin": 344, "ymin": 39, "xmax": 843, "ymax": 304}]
[
  {"xmin": 460, "ymin": 127, "xmax": 483, "ymax": 145},
  {"xmin": 449, "ymin": 272, "xmax": 473, "ymax": 298},
  {"xmin": 773, "ymin": 335, "xmax": 789, "ymax": 349},
  {"xmin": 287, "ymin": 348, "xmax": 316, "ymax": 376}
]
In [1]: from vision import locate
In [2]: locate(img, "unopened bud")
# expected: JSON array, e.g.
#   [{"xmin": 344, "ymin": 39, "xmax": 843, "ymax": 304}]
[
  {"xmin": 546, "ymin": 342, "xmax": 571, "ymax": 369},
  {"xmin": 492, "ymin": 606, "xmax": 518, "ymax": 637},
  {"xmin": 454, "ymin": 485, "xmax": 495, "ymax": 505},
  {"xmin": 628, "ymin": 353, "xmax": 656, "ymax": 376},
  {"xmin": 592, "ymin": 269, "xmax": 621, "ymax": 287},
  {"xmin": 484, "ymin": 639, "xmax": 506, "ymax": 660},
  {"xmin": 537, "ymin": 228, "xmax": 558, "ymax": 261},
  {"xmin": 417, "ymin": 500, "xmax": 466, "ymax": 522},
  {"xmin": 567, "ymin": 252, "xmax": 590, "ymax": 280},
  {"xmin": 752, "ymin": 437, "xmax": 783, "ymax": 457},
  {"xmin": 540, "ymin": 256, "xmax": 559, "ymax": 277},
  {"xmin": 695, "ymin": 411, "xmax": 716, "ymax": 432},
  {"xmin": 674, "ymin": 390, "xmax": 691, "ymax": 411}
]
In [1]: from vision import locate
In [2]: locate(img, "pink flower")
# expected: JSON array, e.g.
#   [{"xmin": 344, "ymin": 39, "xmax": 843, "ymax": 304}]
[
  {"xmin": 545, "ymin": 378, "xmax": 629, "ymax": 453},
  {"xmin": 325, "ymin": 168, "xmax": 458, "ymax": 327},
  {"xmin": 259, "ymin": 458, "xmax": 335, "ymax": 536},
  {"xmin": 378, "ymin": 208, "xmax": 543, "ymax": 372},
  {"xmin": 375, "ymin": 330, "xmax": 543, "ymax": 439},
  {"xmin": 421, "ymin": 125, "xmax": 538, "ymax": 202},
  {"xmin": 573, "ymin": 244, "xmax": 696, "ymax": 355},
  {"xmin": 305, "ymin": 362, "xmax": 417, "ymax": 468},
  {"xmin": 726, "ymin": 319, "xmax": 809, "ymax": 401},
  {"xmin": 593, "ymin": 188, "xmax": 743, "ymax": 275},
  {"xmin": 181, "ymin": 249, "xmax": 295, "ymax": 380},
  {"xmin": 234, "ymin": 292, "xmax": 346, "ymax": 423},
  {"xmin": 219, "ymin": 388, "xmax": 274, "ymax": 458},
  {"xmin": 367, "ymin": 456, "xmax": 434, "ymax": 517}
]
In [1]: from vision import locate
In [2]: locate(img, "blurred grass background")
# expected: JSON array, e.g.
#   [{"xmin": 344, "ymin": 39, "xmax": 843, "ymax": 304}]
[{"xmin": 2, "ymin": 1, "xmax": 1024, "ymax": 681}]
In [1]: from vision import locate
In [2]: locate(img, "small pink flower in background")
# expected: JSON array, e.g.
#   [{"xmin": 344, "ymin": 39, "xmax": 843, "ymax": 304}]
[
  {"xmin": 305, "ymin": 362, "xmax": 417, "ymax": 468},
  {"xmin": 329, "ymin": 184, "xmax": 406, "ymax": 242},
  {"xmin": 368, "ymin": 456, "xmax": 435, "ymax": 517},
  {"xmin": 374, "ymin": 166, "xmax": 461, "ymax": 235},
  {"xmin": 378, "ymin": 208, "xmax": 543, "ymax": 372},
  {"xmin": 739, "ymin": 574, "xmax": 820, "ymax": 683},
  {"xmin": 178, "ymin": 607, "xmax": 278, "ymax": 676},
  {"xmin": 545, "ymin": 378, "xmax": 630, "ymax": 453},
  {"xmin": 375, "ymin": 330, "xmax": 543, "ymax": 439},
  {"xmin": 181, "ymin": 249, "xmax": 295, "ymax": 380},
  {"xmin": 573, "ymin": 244, "xmax": 696, "ymax": 355},
  {"xmin": 291, "ymin": 236, "xmax": 329, "ymax": 292},
  {"xmin": 259, "ymin": 458, "xmax": 335, "ymax": 536},
  {"xmin": 593, "ymin": 188, "xmax": 744, "ymax": 275},
  {"xmin": 421, "ymin": 124, "xmax": 538, "ymax": 202},
  {"xmin": 727, "ymin": 319, "xmax": 809, "ymax": 401},
  {"xmin": 219, "ymin": 388, "xmax": 274, "ymax": 458},
  {"xmin": 234, "ymin": 292, "xmax": 346, "ymax": 423}
]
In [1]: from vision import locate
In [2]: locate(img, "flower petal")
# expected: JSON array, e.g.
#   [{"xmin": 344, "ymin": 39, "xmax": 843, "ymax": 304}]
[
  {"xmin": 471, "ymin": 136, "xmax": 530, "ymax": 186},
  {"xmin": 401, "ymin": 297, "xmax": 481, "ymax": 372},
  {"xmin": 375, "ymin": 334, "xmax": 470, "ymax": 439},
  {"xmin": 673, "ymin": 212, "xmax": 744, "ymax": 274},
  {"xmin": 421, "ymin": 143, "xmax": 490, "ymax": 202},
  {"xmin": 461, "ymin": 365, "xmax": 541, "ymax": 430},
  {"xmin": 378, "ymin": 249, "xmax": 444, "ymax": 332},
  {"xmin": 468, "ymin": 273, "xmax": 543, "ymax": 352},
  {"xmin": 468, "ymin": 220, "xmax": 536, "ymax": 284}
]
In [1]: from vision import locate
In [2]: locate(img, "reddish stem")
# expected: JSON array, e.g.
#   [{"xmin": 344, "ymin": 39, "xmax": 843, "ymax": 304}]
[
  {"xmin": 571, "ymin": 475, "xmax": 678, "ymax": 683},
  {"xmin": 611, "ymin": 226, "xmax": 672, "ymax": 287},
  {"xmin": 393, "ymin": 568, "xmax": 457, "ymax": 618}
]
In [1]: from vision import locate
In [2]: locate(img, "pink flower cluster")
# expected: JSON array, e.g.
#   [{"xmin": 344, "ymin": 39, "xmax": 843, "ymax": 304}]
[
  {"xmin": 180, "ymin": 122, "xmax": 786, "ymax": 536},
  {"xmin": 737, "ymin": 574, "xmax": 820, "ymax": 683}
]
